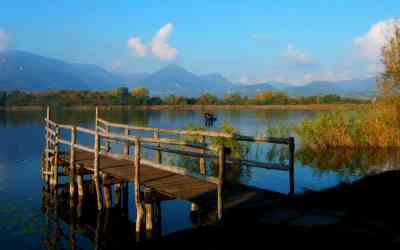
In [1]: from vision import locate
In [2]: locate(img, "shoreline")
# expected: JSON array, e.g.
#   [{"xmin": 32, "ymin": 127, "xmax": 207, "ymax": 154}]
[{"xmin": 0, "ymin": 104, "xmax": 367, "ymax": 112}]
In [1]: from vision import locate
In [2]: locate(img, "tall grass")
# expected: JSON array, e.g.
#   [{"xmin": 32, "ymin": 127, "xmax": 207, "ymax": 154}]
[{"xmin": 295, "ymin": 103, "xmax": 400, "ymax": 148}]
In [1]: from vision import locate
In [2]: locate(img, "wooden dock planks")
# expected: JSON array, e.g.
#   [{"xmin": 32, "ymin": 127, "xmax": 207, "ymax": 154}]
[{"xmin": 61, "ymin": 150, "xmax": 282, "ymax": 210}]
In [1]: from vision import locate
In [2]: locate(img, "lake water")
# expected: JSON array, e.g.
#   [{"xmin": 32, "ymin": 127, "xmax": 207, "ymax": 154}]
[{"xmin": 0, "ymin": 109, "xmax": 398, "ymax": 249}]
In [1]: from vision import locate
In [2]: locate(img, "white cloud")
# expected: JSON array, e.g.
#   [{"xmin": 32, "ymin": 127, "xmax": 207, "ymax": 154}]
[
  {"xmin": 127, "ymin": 37, "xmax": 147, "ymax": 57},
  {"xmin": 0, "ymin": 28, "xmax": 10, "ymax": 52},
  {"xmin": 284, "ymin": 44, "xmax": 315, "ymax": 65},
  {"xmin": 354, "ymin": 19, "xmax": 400, "ymax": 61},
  {"xmin": 127, "ymin": 22, "xmax": 178, "ymax": 61},
  {"xmin": 149, "ymin": 23, "xmax": 178, "ymax": 61}
]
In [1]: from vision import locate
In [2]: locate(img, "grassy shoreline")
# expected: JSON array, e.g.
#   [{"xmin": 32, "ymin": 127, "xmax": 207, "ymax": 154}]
[{"xmin": 0, "ymin": 103, "xmax": 367, "ymax": 112}]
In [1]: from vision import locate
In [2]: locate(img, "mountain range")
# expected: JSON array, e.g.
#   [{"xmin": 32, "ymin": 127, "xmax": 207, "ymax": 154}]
[{"xmin": 0, "ymin": 50, "xmax": 377, "ymax": 98}]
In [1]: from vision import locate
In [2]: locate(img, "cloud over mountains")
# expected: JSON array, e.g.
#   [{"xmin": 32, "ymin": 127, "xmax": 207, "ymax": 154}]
[{"xmin": 128, "ymin": 22, "xmax": 178, "ymax": 61}]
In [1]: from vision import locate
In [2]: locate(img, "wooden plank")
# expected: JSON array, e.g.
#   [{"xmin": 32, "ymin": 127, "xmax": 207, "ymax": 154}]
[{"xmin": 141, "ymin": 159, "xmax": 220, "ymax": 185}]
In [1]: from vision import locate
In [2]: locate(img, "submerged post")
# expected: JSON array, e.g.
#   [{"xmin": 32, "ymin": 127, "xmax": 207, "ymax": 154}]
[
  {"xmin": 288, "ymin": 137, "xmax": 295, "ymax": 197},
  {"xmin": 217, "ymin": 146, "xmax": 226, "ymax": 220},
  {"xmin": 134, "ymin": 138, "xmax": 144, "ymax": 235}
]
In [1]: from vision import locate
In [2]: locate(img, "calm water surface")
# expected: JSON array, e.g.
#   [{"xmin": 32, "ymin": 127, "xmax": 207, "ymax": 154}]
[{"xmin": 0, "ymin": 109, "xmax": 398, "ymax": 249}]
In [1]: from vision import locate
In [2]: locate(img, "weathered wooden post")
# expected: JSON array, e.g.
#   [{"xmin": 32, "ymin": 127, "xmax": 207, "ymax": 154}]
[
  {"xmin": 199, "ymin": 136, "xmax": 206, "ymax": 175},
  {"xmin": 124, "ymin": 128, "xmax": 130, "ymax": 156},
  {"xmin": 94, "ymin": 112, "xmax": 103, "ymax": 210},
  {"xmin": 44, "ymin": 106, "xmax": 51, "ymax": 182},
  {"xmin": 134, "ymin": 138, "xmax": 144, "ymax": 236},
  {"xmin": 51, "ymin": 125, "xmax": 60, "ymax": 189},
  {"xmin": 288, "ymin": 137, "xmax": 295, "ymax": 197},
  {"xmin": 77, "ymin": 173, "xmax": 84, "ymax": 197},
  {"xmin": 103, "ymin": 174, "xmax": 112, "ymax": 208},
  {"xmin": 144, "ymin": 187, "xmax": 154, "ymax": 239},
  {"xmin": 217, "ymin": 146, "xmax": 226, "ymax": 220},
  {"xmin": 69, "ymin": 126, "xmax": 77, "ymax": 197},
  {"xmin": 154, "ymin": 129, "xmax": 162, "ymax": 164}
]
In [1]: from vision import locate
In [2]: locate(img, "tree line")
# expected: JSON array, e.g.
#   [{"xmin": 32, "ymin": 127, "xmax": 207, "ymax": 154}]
[{"xmin": 0, "ymin": 86, "xmax": 367, "ymax": 107}]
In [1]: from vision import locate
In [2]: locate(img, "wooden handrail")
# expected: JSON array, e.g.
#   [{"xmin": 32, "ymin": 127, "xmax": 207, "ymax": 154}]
[
  {"xmin": 97, "ymin": 117, "xmax": 292, "ymax": 145},
  {"xmin": 76, "ymin": 126, "xmax": 96, "ymax": 136},
  {"xmin": 98, "ymin": 130, "xmax": 216, "ymax": 152}
]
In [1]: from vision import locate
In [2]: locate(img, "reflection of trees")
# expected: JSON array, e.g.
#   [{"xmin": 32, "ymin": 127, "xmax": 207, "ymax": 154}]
[{"xmin": 296, "ymin": 146, "xmax": 400, "ymax": 177}]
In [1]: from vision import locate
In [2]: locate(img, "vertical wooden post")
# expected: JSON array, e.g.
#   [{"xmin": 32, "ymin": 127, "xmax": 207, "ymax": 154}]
[
  {"xmin": 69, "ymin": 126, "xmax": 77, "ymax": 197},
  {"xmin": 77, "ymin": 174, "xmax": 84, "ymax": 197},
  {"xmin": 103, "ymin": 175, "xmax": 112, "ymax": 208},
  {"xmin": 123, "ymin": 128, "xmax": 130, "ymax": 156},
  {"xmin": 134, "ymin": 138, "xmax": 144, "ymax": 235},
  {"xmin": 94, "ymin": 125, "xmax": 103, "ymax": 210},
  {"xmin": 199, "ymin": 135, "xmax": 206, "ymax": 175},
  {"xmin": 105, "ymin": 125, "xmax": 110, "ymax": 152},
  {"xmin": 95, "ymin": 106, "xmax": 99, "ymax": 130},
  {"xmin": 288, "ymin": 137, "xmax": 295, "ymax": 197},
  {"xmin": 44, "ymin": 106, "xmax": 50, "ymax": 182},
  {"xmin": 154, "ymin": 129, "xmax": 162, "ymax": 164},
  {"xmin": 52, "ymin": 125, "xmax": 60, "ymax": 188},
  {"xmin": 217, "ymin": 146, "xmax": 226, "ymax": 220},
  {"xmin": 144, "ymin": 187, "xmax": 154, "ymax": 239}
]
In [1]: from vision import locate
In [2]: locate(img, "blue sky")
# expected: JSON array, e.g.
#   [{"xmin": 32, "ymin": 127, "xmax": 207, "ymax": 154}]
[{"xmin": 0, "ymin": 0, "xmax": 399, "ymax": 84}]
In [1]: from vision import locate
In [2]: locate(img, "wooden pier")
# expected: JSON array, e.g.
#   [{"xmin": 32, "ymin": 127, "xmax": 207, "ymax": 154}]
[{"xmin": 42, "ymin": 106, "xmax": 295, "ymax": 235}]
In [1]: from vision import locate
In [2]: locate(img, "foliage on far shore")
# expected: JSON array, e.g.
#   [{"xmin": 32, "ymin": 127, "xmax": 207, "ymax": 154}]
[{"xmin": 0, "ymin": 88, "xmax": 367, "ymax": 108}]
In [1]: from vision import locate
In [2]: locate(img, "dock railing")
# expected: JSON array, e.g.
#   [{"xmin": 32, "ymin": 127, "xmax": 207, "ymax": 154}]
[{"xmin": 43, "ymin": 106, "xmax": 295, "ymax": 223}]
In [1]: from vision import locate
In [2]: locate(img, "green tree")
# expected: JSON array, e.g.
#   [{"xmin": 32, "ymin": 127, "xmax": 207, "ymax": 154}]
[
  {"xmin": 223, "ymin": 93, "xmax": 245, "ymax": 105},
  {"xmin": 163, "ymin": 95, "xmax": 187, "ymax": 105},
  {"xmin": 111, "ymin": 86, "xmax": 130, "ymax": 98},
  {"xmin": 132, "ymin": 87, "xmax": 150, "ymax": 98},
  {"xmin": 197, "ymin": 92, "xmax": 219, "ymax": 105}
]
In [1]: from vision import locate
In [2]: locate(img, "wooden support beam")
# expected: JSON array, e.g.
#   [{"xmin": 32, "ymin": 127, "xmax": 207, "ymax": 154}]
[
  {"xmin": 103, "ymin": 175, "xmax": 112, "ymax": 208},
  {"xmin": 69, "ymin": 126, "xmax": 77, "ymax": 197},
  {"xmin": 77, "ymin": 174, "xmax": 84, "ymax": 197},
  {"xmin": 144, "ymin": 187, "xmax": 154, "ymax": 238},
  {"xmin": 52, "ymin": 125, "xmax": 60, "ymax": 188},
  {"xmin": 44, "ymin": 106, "xmax": 50, "ymax": 183},
  {"xmin": 94, "ymin": 130, "xmax": 103, "ymax": 210},
  {"xmin": 199, "ymin": 135, "xmax": 206, "ymax": 175},
  {"xmin": 154, "ymin": 129, "xmax": 162, "ymax": 164},
  {"xmin": 134, "ymin": 138, "xmax": 144, "ymax": 234},
  {"xmin": 124, "ymin": 128, "xmax": 130, "ymax": 156}
]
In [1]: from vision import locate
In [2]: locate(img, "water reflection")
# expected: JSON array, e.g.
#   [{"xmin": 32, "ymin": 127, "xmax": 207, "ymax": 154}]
[{"xmin": 296, "ymin": 147, "xmax": 400, "ymax": 178}]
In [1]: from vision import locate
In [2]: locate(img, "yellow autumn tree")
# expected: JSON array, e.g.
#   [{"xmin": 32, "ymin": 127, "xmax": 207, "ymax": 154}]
[{"xmin": 379, "ymin": 24, "xmax": 400, "ymax": 97}]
